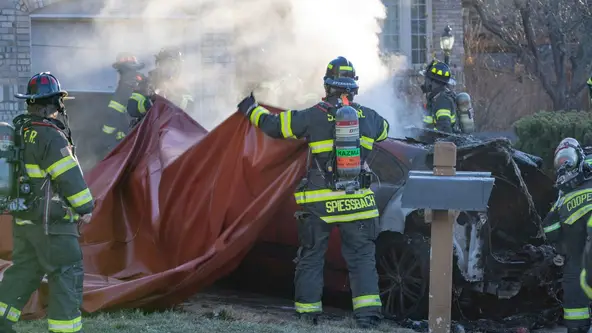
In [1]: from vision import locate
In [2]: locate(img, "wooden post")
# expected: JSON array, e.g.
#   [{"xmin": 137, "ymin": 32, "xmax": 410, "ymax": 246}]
[{"xmin": 428, "ymin": 141, "xmax": 457, "ymax": 333}]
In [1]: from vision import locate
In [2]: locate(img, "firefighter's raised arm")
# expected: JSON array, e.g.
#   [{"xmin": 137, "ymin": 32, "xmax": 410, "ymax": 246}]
[
  {"xmin": 38, "ymin": 130, "xmax": 94, "ymax": 216},
  {"xmin": 127, "ymin": 84, "xmax": 153, "ymax": 119},
  {"xmin": 237, "ymin": 93, "xmax": 309, "ymax": 139}
]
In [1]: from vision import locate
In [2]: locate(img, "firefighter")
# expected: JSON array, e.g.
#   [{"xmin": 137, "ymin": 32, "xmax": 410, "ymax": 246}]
[
  {"xmin": 420, "ymin": 60, "xmax": 457, "ymax": 133},
  {"xmin": 0, "ymin": 72, "xmax": 94, "ymax": 333},
  {"xmin": 99, "ymin": 52, "xmax": 145, "ymax": 152},
  {"xmin": 127, "ymin": 47, "xmax": 194, "ymax": 129},
  {"xmin": 542, "ymin": 138, "xmax": 592, "ymax": 333},
  {"xmin": 237, "ymin": 56, "xmax": 389, "ymax": 329}
]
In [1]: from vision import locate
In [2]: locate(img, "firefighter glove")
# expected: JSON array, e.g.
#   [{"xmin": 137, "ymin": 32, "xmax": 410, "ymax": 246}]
[
  {"xmin": 79, "ymin": 213, "xmax": 93, "ymax": 225},
  {"xmin": 237, "ymin": 92, "xmax": 257, "ymax": 116}
]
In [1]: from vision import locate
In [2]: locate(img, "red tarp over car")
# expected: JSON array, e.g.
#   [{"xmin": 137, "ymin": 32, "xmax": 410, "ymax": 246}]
[{"xmin": 0, "ymin": 96, "xmax": 307, "ymax": 319}]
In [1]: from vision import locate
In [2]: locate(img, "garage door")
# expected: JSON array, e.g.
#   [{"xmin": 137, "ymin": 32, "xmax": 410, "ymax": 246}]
[{"xmin": 30, "ymin": 3, "xmax": 193, "ymax": 92}]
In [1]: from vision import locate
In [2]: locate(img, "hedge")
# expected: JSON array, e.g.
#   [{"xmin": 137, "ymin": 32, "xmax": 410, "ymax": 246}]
[{"xmin": 513, "ymin": 110, "xmax": 592, "ymax": 171}]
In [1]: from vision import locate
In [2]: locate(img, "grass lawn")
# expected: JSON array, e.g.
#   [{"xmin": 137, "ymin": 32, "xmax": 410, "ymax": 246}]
[{"xmin": 14, "ymin": 308, "xmax": 416, "ymax": 333}]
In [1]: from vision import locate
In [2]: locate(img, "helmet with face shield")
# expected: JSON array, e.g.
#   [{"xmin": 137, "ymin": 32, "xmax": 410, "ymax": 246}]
[
  {"xmin": 554, "ymin": 138, "xmax": 589, "ymax": 192},
  {"xmin": 554, "ymin": 138, "xmax": 583, "ymax": 171}
]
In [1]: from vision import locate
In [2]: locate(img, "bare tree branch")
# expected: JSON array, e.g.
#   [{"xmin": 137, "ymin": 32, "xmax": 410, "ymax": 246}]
[{"xmin": 469, "ymin": 0, "xmax": 592, "ymax": 110}]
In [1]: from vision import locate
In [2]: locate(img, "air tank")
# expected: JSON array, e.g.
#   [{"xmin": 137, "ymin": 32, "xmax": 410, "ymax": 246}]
[
  {"xmin": 456, "ymin": 92, "xmax": 475, "ymax": 133},
  {"xmin": 334, "ymin": 106, "xmax": 361, "ymax": 181},
  {"xmin": 0, "ymin": 122, "xmax": 15, "ymax": 197}
]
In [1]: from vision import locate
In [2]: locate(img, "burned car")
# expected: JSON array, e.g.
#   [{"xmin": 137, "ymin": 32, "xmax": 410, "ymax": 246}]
[{"xmin": 233, "ymin": 128, "xmax": 560, "ymax": 320}]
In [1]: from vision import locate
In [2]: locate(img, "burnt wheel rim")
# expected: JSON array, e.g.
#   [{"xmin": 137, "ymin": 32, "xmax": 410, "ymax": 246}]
[{"xmin": 378, "ymin": 240, "xmax": 427, "ymax": 318}]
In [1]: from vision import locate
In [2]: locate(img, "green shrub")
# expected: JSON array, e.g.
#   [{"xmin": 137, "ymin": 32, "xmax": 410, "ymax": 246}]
[{"xmin": 513, "ymin": 110, "xmax": 592, "ymax": 171}]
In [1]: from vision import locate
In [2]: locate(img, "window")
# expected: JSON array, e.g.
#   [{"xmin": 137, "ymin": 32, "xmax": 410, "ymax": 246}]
[
  {"xmin": 367, "ymin": 146, "xmax": 407, "ymax": 185},
  {"xmin": 381, "ymin": 0, "xmax": 431, "ymax": 66},
  {"xmin": 411, "ymin": 0, "xmax": 428, "ymax": 65},
  {"xmin": 381, "ymin": 0, "xmax": 401, "ymax": 53}
]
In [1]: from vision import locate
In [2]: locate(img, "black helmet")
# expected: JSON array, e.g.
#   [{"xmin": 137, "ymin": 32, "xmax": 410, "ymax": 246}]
[
  {"xmin": 422, "ymin": 60, "xmax": 453, "ymax": 84},
  {"xmin": 155, "ymin": 47, "xmax": 183, "ymax": 65},
  {"xmin": 155, "ymin": 47, "xmax": 183, "ymax": 80},
  {"xmin": 15, "ymin": 72, "xmax": 67, "ymax": 101},
  {"xmin": 112, "ymin": 52, "xmax": 145, "ymax": 70},
  {"xmin": 554, "ymin": 138, "xmax": 583, "ymax": 171},
  {"xmin": 323, "ymin": 56, "xmax": 359, "ymax": 92}
]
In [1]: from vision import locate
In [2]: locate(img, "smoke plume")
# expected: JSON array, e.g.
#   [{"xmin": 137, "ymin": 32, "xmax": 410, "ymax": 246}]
[{"xmin": 92, "ymin": 0, "xmax": 418, "ymax": 132}]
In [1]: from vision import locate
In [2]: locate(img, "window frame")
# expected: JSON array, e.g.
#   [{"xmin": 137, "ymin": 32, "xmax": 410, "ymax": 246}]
[
  {"xmin": 367, "ymin": 145, "xmax": 409, "ymax": 186},
  {"xmin": 381, "ymin": 0, "xmax": 433, "ymax": 68}
]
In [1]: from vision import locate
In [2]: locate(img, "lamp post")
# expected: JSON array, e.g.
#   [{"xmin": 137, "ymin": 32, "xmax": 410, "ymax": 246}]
[{"xmin": 440, "ymin": 25, "xmax": 455, "ymax": 65}]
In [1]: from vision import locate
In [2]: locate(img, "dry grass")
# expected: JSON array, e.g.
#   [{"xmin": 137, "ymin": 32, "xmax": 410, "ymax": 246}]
[{"xmin": 14, "ymin": 306, "xmax": 416, "ymax": 333}]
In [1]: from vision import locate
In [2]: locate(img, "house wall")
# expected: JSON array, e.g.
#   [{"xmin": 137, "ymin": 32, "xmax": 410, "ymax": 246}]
[
  {"xmin": 431, "ymin": 0, "xmax": 464, "ymax": 72},
  {"xmin": 0, "ymin": 0, "xmax": 466, "ymax": 121}
]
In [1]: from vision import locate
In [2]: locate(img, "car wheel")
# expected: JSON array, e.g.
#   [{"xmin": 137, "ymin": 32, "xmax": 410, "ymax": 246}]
[{"xmin": 376, "ymin": 232, "xmax": 430, "ymax": 320}]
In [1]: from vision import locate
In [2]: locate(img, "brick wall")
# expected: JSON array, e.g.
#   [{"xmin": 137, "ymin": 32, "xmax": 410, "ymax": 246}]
[
  {"xmin": 0, "ymin": 0, "xmax": 31, "ymax": 120},
  {"xmin": 432, "ymin": 0, "xmax": 465, "ymax": 86}
]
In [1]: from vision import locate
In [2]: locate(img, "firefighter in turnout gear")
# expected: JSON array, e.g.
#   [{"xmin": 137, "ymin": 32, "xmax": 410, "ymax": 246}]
[
  {"xmin": 127, "ymin": 47, "xmax": 194, "ymax": 129},
  {"xmin": 106, "ymin": 53, "xmax": 144, "ymax": 141},
  {"xmin": 237, "ymin": 56, "xmax": 389, "ymax": 329},
  {"xmin": 95, "ymin": 53, "xmax": 145, "ymax": 158},
  {"xmin": 0, "ymin": 72, "xmax": 94, "ymax": 333},
  {"xmin": 542, "ymin": 138, "xmax": 592, "ymax": 333},
  {"xmin": 420, "ymin": 60, "xmax": 457, "ymax": 133}
]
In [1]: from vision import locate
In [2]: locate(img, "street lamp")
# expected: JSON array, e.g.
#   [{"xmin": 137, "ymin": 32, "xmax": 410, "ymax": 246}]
[{"xmin": 440, "ymin": 25, "xmax": 455, "ymax": 65}]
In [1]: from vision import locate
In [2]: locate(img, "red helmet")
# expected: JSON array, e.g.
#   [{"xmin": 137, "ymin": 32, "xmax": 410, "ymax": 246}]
[
  {"xmin": 15, "ymin": 72, "xmax": 67, "ymax": 101},
  {"xmin": 112, "ymin": 52, "xmax": 145, "ymax": 70}
]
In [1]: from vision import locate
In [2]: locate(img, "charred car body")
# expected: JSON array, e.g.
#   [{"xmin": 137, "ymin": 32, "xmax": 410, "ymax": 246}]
[{"xmin": 234, "ymin": 128, "xmax": 560, "ymax": 320}]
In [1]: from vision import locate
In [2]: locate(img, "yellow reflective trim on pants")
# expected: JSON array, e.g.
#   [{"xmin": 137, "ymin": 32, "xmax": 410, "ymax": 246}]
[
  {"xmin": 352, "ymin": 295, "xmax": 382, "ymax": 310},
  {"xmin": 435, "ymin": 109, "xmax": 451, "ymax": 119},
  {"xmin": 48, "ymin": 316, "xmax": 82, "ymax": 332},
  {"xmin": 249, "ymin": 106, "xmax": 270, "ymax": 127},
  {"xmin": 116, "ymin": 131, "xmax": 126, "ymax": 140},
  {"xmin": 108, "ymin": 100, "xmax": 126, "ymax": 113},
  {"xmin": 46, "ymin": 155, "xmax": 78, "ymax": 180},
  {"xmin": 320, "ymin": 209, "xmax": 379, "ymax": 223},
  {"xmin": 6, "ymin": 306, "xmax": 20, "ymax": 322},
  {"xmin": 102, "ymin": 125, "xmax": 115, "ymax": 134},
  {"xmin": 564, "ymin": 307, "xmax": 590, "ymax": 320},
  {"xmin": 309, "ymin": 140, "xmax": 333, "ymax": 154},
  {"xmin": 543, "ymin": 222, "xmax": 560, "ymax": 233},
  {"xmin": 564, "ymin": 204, "xmax": 592, "ymax": 225},
  {"xmin": 66, "ymin": 188, "xmax": 93, "ymax": 208},
  {"xmin": 15, "ymin": 218, "xmax": 33, "ymax": 225},
  {"xmin": 423, "ymin": 115, "xmax": 434, "ymax": 124},
  {"xmin": 294, "ymin": 301, "xmax": 322, "ymax": 313},
  {"xmin": 0, "ymin": 301, "xmax": 7, "ymax": 316},
  {"xmin": 580, "ymin": 269, "xmax": 592, "ymax": 299},
  {"xmin": 131, "ymin": 93, "xmax": 147, "ymax": 114},
  {"xmin": 25, "ymin": 163, "xmax": 47, "ymax": 178},
  {"xmin": 294, "ymin": 188, "xmax": 375, "ymax": 204},
  {"xmin": 360, "ymin": 136, "xmax": 374, "ymax": 150},
  {"xmin": 279, "ymin": 111, "xmax": 296, "ymax": 139},
  {"xmin": 588, "ymin": 77, "xmax": 592, "ymax": 85},
  {"xmin": 377, "ymin": 120, "xmax": 389, "ymax": 141}
]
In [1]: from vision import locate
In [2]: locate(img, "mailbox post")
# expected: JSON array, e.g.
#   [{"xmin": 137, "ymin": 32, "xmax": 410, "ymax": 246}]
[{"xmin": 401, "ymin": 142, "xmax": 494, "ymax": 333}]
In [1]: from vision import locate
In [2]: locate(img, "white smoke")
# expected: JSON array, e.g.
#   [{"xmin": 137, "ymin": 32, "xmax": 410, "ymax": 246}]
[{"xmin": 86, "ymin": 0, "xmax": 419, "ymax": 136}]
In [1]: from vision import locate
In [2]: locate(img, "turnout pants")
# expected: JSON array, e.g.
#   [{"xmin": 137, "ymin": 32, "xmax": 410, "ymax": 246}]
[
  {"xmin": 561, "ymin": 217, "xmax": 591, "ymax": 329},
  {"xmin": 0, "ymin": 223, "xmax": 84, "ymax": 332},
  {"xmin": 294, "ymin": 212, "xmax": 382, "ymax": 319}
]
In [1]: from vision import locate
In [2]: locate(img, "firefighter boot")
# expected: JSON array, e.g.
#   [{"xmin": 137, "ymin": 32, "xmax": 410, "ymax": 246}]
[
  {"xmin": 0, "ymin": 323, "xmax": 16, "ymax": 333},
  {"xmin": 568, "ymin": 325, "xmax": 590, "ymax": 333},
  {"xmin": 355, "ymin": 315, "xmax": 380, "ymax": 329},
  {"xmin": 297, "ymin": 313, "xmax": 319, "ymax": 326}
]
